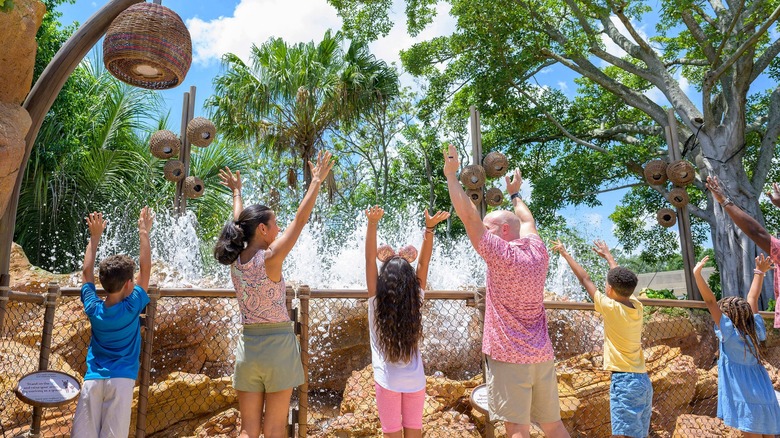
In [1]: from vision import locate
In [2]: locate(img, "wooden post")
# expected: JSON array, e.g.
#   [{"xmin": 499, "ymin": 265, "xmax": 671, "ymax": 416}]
[
  {"xmin": 285, "ymin": 286, "xmax": 298, "ymax": 438},
  {"xmin": 30, "ymin": 282, "xmax": 61, "ymax": 437},
  {"xmin": 469, "ymin": 105, "xmax": 487, "ymax": 219},
  {"xmin": 0, "ymin": 0, "xmax": 144, "ymax": 283},
  {"xmin": 0, "ymin": 274, "xmax": 9, "ymax": 333},
  {"xmin": 135, "ymin": 285, "xmax": 160, "ymax": 438},
  {"xmin": 297, "ymin": 285, "xmax": 310, "ymax": 438},
  {"xmin": 665, "ymin": 110, "xmax": 700, "ymax": 300},
  {"xmin": 175, "ymin": 87, "xmax": 196, "ymax": 216},
  {"xmin": 474, "ymin": 286, "xmax": 494, "ymax": 438}
]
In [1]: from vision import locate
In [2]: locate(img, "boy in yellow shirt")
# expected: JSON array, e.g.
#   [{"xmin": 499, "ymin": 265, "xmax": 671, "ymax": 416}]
[{"xmin": 552, "ymin": 240, "xmax": 652, "ymax": 438}]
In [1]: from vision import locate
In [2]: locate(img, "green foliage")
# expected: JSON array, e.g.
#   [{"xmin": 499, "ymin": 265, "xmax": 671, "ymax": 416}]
[
  {"xmin": 768, "ymin": 299, "xmax": 776, "ymax": 312},
  {"xmin": 641, "ymin": 288, "xmax": 678, "ymax": 300},
  {"xmin": 0, "ymin": 0, "xmax": 14, "ymax": 12}
]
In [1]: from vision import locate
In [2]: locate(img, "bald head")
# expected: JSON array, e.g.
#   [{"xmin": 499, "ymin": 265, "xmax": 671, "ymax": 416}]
[{"xmin": 483, "ymin": 210, "xmax": 521, "ymax": 241}]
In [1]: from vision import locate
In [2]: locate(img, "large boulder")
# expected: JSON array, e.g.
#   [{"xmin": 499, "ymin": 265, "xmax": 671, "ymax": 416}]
[
  {"xmin": 0, "ymin": 0, "xmax": 45, "ymax": 104},
  {"xmin": 0, "ymin": 105, "xmax": 32, "ymax": 223},
  {"xmin": 672, "ymin": 414, "xmax": 743, "ymax": 437}
]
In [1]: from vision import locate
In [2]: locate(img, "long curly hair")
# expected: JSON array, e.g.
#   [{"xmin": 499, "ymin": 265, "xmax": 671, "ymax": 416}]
[
  {"xmin": 374, "ymin": 256, "xmax": 423, "ymax": 363},
  {"xmin": 718, "ymin": 296, "xmax": 764, "ymax": 363}
]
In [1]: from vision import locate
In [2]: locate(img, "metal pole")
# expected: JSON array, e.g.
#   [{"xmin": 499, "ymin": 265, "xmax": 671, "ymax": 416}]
[
  {"xmin": 30, "ymin": 282, "xmax": 61, "ymax": 437},
  {"xmin": 0, "ymin": 274, "xmax": 9, "ymax": 333},
  {"xmin": 297, "ymin": 286, "xmax": 310, "ymax": 438},
  {"xmin": 665, "ymin": 110, "xmax": 700, "ymax": 300},
  {"xmin": 135, "ymin": 285, "xmax": 160, "ymax": 438}
]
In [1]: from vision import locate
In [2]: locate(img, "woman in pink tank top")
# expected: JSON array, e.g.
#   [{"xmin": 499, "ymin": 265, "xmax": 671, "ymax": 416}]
[{"xmin": 214, "ymin": 151, "xmax": 334, "ymax": 438}]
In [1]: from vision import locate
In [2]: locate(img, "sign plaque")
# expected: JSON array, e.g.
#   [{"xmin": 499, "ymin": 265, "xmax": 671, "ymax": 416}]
[
  {"xmin": 15, "ymin": 370, "xmax": 81, "ymax": 408},
  {"xmin": 469, "ymin": 383, "xmax": 489, "ymax": 415}
]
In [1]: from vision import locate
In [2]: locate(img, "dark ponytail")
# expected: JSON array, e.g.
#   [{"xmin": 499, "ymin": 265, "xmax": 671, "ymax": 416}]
[{"xmin": 214, "ymin": 204, "xmax": 274, "ymax": 265}]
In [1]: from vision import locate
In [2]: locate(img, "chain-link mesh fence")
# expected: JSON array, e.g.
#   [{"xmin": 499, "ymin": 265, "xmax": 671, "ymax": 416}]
[{"xmin": 2, "ymin": 286, "xmax": 778, "ymax": 437}]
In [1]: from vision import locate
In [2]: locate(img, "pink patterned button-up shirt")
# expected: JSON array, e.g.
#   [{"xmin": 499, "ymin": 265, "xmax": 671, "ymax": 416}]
[
  {"xmin": 231, "ymin": 249, "xmax": 289, "ymax": 324},
  {"xmin": 477, "ymin": 232, "xmax": 555, "ymax": 364},
  {"xmin": 771, "ymin": 236, "xmax": 780, "ymax": 328}
]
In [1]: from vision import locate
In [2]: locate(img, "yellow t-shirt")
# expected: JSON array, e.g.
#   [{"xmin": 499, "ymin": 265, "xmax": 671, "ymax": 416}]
[{"xmin": 593, "ymin": 292, "xmax": 646, "ymax": 373}]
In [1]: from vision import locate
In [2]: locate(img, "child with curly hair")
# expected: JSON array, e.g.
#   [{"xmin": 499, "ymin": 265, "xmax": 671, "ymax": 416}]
[
  {"xmin": 364, "ymin": 205, "xmax": 449, "ymax": 438},
  {"xmin": 694, "ymin": 254, "xmax": 780, "ymax": 437}
]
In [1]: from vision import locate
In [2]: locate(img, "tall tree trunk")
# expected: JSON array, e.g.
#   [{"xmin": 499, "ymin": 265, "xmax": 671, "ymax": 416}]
[
  {"xmin": 704, "ymin": 143, "xmax": 774, "ymax": 308},
  {"xmin": 302, "ymin": 148, "xmax": 313, "ymax": 191}
]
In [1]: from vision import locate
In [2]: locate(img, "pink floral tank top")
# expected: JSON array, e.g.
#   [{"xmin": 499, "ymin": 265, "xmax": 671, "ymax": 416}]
[{"xmin": 230, "ymin": 249, "xmax": 289, "ymax": 324}]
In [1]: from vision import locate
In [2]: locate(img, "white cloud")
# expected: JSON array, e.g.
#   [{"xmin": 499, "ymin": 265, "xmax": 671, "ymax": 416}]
[
  {"xmin": 187, "ymin": 0, "xmax": 342, "ymax": 65},
  {"xmin": 557, "ymin": 81, "xmax": 568, "ymax": 91}
]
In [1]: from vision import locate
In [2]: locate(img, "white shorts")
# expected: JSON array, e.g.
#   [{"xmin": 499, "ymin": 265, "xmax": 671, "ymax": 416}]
[{"xmin": 71, "ymin": 378, "xmax": 135, "ymax": 438}]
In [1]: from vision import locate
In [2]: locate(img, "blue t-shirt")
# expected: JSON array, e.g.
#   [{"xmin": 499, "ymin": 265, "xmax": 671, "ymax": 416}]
[{"xmin": 81, "ymin": 282, "xmax": 150, "ymax": 380}]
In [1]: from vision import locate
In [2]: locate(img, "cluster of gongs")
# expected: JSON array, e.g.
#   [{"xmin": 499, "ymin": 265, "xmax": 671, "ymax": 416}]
[
  {"xmin": 460, "ymin": 151, "xmax": 510, "ymax": 206},
  {"xmin": 643, "ymin": 159, "xmax": 695, "ymax": 228},
  {"xmin": 150, "ymin": 117, "xmax": 216, "ymax": 199}
]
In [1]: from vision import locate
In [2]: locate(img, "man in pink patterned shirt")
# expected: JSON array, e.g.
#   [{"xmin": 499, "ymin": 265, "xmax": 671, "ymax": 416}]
[
  {"xmin": 707, "ymin": 176, "xmax": 779, "ymax": 328},
  {"xmin": 444, "ymin": 144, "xmax": 570, "ymax": 438}
]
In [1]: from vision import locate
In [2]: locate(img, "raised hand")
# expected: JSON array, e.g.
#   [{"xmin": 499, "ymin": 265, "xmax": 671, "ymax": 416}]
[
  {"xmin": 86, "ymin": 212, "xmax": 107, "ymax": 238},
  {"xmin": 505, "ymin": 168, "xmax": 523, "ymax": 195},
  {"xmin": 705, "ymin": 176, "xmax": 727, "ymax": 204},
  {"xmin": 218, "ymin": 167, "xmax": 242, "ymax": 193},
  {"xmin": 755, "ymin": 253, "xmax": 774, "ymax": 274},
  {"xmin": 694, "ymin": 255, "xmax": 709, "ymax": 273},
  {"xmin": 550, "ymin": 239, "xmax": 567, "ymax": 255},
  {"xmin": 138, "ymin": 206, "xmax": 155, "ymax": 234},
  {"xmin": 767, "ymin": 182, "xmax": 780, "ymax": 209},
  {"xmin": 309, "ymin": 150, "xmax": 335, "ymax": 184},
  {"xmin": 425, "ymin": 209, "xmax": 450, "ymax": 229},
  {"xmin": 443, "ymin": 144, "xmax": 460, "ymax": 178},
  {"xmin": 592, "ymin": 240, "xmax": 612, "ymax": 260},
  {"xmin": 365, "ymin": 205, "xmax": 384, "ymax": 225}
]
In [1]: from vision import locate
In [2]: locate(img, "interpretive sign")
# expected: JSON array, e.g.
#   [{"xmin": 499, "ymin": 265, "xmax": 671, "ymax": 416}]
[
  {"xmin": 15, "ymin": 370, "xmax": 80, "ymax": 408},
  {"xmin": 469, "ymin": 383, "xmax": 489, "ymax": 415}
]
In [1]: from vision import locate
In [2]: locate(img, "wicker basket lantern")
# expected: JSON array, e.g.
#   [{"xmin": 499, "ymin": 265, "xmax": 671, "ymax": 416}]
[
  {"xmin": 657, "ymin": 208, "xmax": 677, "ymax": 228},
  {"xmin": 643, "ymin": 160, "xmax": 668, "ymax": 186},
  {"xmin": 183, "ymin": 176, "xmax": 204, "ymax": 199},
  {"xmin": 666, "ymin": 160, "xmax": 695, "ymax": 186},
  {"xmin": 460, "ymin": 165, "xmax": 486, "ymax": 189},
  {"xmin": 467, "ymin": 189, "xmax": 483, "ymax": 205},
  {"xmin": 485, "ymin": 187, "xmax": 504, "ymax": 206},
  {"xmin": 163, "ymin": 160, "xmax": 185, "ymax": 182},
  {"xmin": 483, "ymin": 152, "xmax": 509, "ymax": 178},
  {"xmin": 103, "ymin": 3, "xmax": 192, "ymax": 90},
  {"xmin": 187, "ymin": 117, "xmax": 216, "ymax": 147},
  {"xmin": 668, "ymin": 187, "xmax": 689, "ymax": 208},
  {"xmin": 149, "ymin": 130, "xmax": 180, "ymax": 159}
]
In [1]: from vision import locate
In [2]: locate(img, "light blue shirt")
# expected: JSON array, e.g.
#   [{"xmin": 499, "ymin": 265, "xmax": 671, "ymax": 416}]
[{"xmin": 81, "ymin": 283, "xmax": 150, "ymax": 380}]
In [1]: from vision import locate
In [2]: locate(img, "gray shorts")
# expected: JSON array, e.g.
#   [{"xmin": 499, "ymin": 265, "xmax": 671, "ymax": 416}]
[
  {"xmin": 486, "ymin": 356, "xmax": 562, "ymax": 425},
  {"xmin": 233, "ymin": 321, "xmax": 305, "ymax": 393}
]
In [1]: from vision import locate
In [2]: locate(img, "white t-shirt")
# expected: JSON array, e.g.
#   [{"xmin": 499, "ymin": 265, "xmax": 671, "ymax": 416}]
[{"xmin": 368, "ymin": 291, "xmax": 425, "ymax": 392}]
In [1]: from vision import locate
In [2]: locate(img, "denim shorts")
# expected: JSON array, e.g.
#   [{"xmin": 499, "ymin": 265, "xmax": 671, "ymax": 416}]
[{"xmin": 610, "ymin": 372, "xmax": 653, "ymax": 437}]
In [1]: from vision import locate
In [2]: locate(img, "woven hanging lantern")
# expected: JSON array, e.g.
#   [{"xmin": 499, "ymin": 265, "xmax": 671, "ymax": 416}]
[
  {"xmin": 103, "ymin": 2, "xmax": 192, "ymax": 90},
  {"xmin": 268, "ymin": 188, "xmax": 280, "ymax": 208},
  {"xmin": 668, "ymin": 187, "xmax": 689, "ymax": 208},
  {"xmin": 183, "ymin": 176, "xmax": 204, "ymax": 199},
  {"xmin": 163, "ymin": 160, "xmax": 185, "ymax": 182},
  {"xmin": 460, "ymin": 165, "xmax": 486, "ymax": 189},
  {"xmin": 187, "ymin": 117, "xmax": 216, "ymax": 147},
  {"xmin": 149, "ymin": 130, "xmax": 180, "ymax": 159},
  {"xmin": 485, "ymin": 187, "xmax": 504, "ymax": 206},
  {"xmin": 287, "ymin": 168, "xmax": 297, "ymax": 189},
  {"xmin": 467, "ymin": 189, "xmax": 483, "ymax": 205},
  {"xmin": 666, "ymin": 160, "xmax": 695, "ymax": 186},
  {"xmin": 643, "ymin": 160, "xmax": 668, "ymax": 186},
  {"xmin": 483, "ymin": 152, "xmax": 509, "ymax": 178},
  {"xmin": 657, "ymin": 208, "xmax": 677, "ymax": 228}
]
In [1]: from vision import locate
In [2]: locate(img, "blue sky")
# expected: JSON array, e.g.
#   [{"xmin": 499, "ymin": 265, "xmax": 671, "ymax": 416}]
[{"xmin": 56, "ymin": 0, "xmax": 737, "ymax": 250}]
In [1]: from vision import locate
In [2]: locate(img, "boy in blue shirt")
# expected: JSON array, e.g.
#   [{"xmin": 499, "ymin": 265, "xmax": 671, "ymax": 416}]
[{"xmin": 71, "ymin": 207, "xmax": 154, "ymax": 438}]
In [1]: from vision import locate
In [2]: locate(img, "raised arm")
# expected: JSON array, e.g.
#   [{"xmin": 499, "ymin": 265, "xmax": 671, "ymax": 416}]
[
  {"xmin": 136, "ymin": 206, "xmax": 154, "ymax": 291},
  {"xmin": 267, "ymin": 150, "xmax": 334, "ymax": 265},
  {"xmin": 694, "ymin": 256, "xmax": 722, "ymax": 325},
  {"xmin": 505, "ymin": 169, "xmax": 537, "ymax": 237},
  {"xmin": 551, "ymin": 240, "xmax": 597, "ymax": 300},
  {"xmin": 219, "ymin": 167, "xmax": 243, "ymax": 221},
  {"xmin": 417, "ymin": 210, "xmax": 450, "ymax": 290},
  {"xmin": 82, "ymin": 212, "xmax": 106, "ymax": 284},
  {"xmin": 592, "ymin": 240, "xmax": 618, "ymax": 269},
  {"xmin": 707, "ymin": 176, "xmax": 772, "ymax": 254},
  {"xmin": 365, "ymin": 206, "xmax": 383, "ymax": 298},
  {"xmin": 444, "ymin": 144, "xmax": 486, "ymax": 249},
  {"xmin": 748, "ymin": 254, "xmax": 774, "ymax": 313}
]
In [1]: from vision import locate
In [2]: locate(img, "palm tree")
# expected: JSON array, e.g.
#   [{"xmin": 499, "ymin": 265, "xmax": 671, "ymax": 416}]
[{"xmin": 206, "ymin": 30, "xmax": 399, "ymax": 189}]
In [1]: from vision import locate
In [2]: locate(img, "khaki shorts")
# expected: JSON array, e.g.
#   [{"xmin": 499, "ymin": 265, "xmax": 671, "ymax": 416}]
[
  {"xmin": 233, "ymin": 321, "xmax": 305, "ymax": 393},
  {"xmin": 486, "ymin": 356, "xmax": 561, "ymax": 425}
]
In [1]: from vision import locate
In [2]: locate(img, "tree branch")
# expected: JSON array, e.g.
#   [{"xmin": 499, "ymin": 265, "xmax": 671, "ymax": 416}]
[
  {"xmin": 570, "ymin": 182, "xmax": 644, "ymax": 198},
  {"xmin": 752, "ymin": 85, "xmax": 780, "ymax": 192},
  {"xmin": 750, "ymin": 37, "xmax": 780, "ymax": 82},
  {"xmin": 648, "ymin": 183, "xmax": 714, "ymax": 223},
  {"xmin": 746, "ymin": 115, "xmax": 768, "ymax": 134},
  {"xmin": 681, "ymin": 10, "xmax": 719, "ymax": 64},
  {"xmin": 664, "ymin": 58, "xmax": 710, "ymax": 68}
]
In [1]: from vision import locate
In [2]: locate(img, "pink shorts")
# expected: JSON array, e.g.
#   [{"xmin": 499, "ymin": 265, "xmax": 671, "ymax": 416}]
[{"xmin": 374, "ymin": 383, "xmax": 426, "ymax": 433}]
